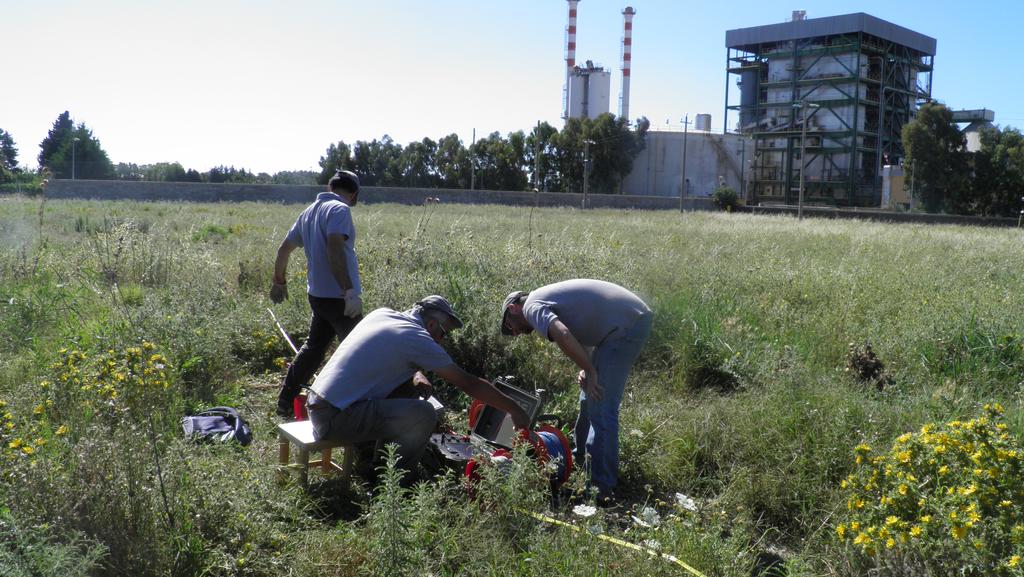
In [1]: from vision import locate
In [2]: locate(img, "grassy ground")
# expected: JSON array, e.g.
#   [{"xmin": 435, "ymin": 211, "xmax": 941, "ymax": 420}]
[{"xmin": 2, "ymin": 195, "xmax": 1024, "ymax": 576}]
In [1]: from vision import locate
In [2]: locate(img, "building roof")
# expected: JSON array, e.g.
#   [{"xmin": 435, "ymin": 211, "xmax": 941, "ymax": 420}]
[{"xmin": 725, "ymin": 12, "xmax": 936, "ymax": 56}]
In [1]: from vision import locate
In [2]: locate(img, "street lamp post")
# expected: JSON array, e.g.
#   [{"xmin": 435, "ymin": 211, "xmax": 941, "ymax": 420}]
[
  {"xmin": 794, "ymin": 101, "xmax": 819, "ymax": 220},
  {"xmin": 870, "ymin": 55, "xmax": 888, "ymax": 200},
  {"xmin": 679, "ymin": 115, "xmax": 690, "ymax": 213},
  {"xmin": 72, "ymin": 137, "xmax": 80, "ymax": 180},
  {"xmin": 739, "ymin": 136, "xmax": 747, "ymax": 200},
  {"xmin": 582, "ymin": 139, "xmax": 594, "ymax": 209}
]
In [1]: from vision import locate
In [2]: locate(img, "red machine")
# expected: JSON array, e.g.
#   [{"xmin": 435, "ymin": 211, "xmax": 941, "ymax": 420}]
[{"xmin": 426, "ymin": 378, "xmax": 573, "ymax": 491}]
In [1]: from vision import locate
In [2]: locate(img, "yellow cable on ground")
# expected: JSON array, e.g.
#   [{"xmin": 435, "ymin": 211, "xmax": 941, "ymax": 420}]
[{"xmin": 522, "ymin": 509, "xmax": 708, "ymax": 577}]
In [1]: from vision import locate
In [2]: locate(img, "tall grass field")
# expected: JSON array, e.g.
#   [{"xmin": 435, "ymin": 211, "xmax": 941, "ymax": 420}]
[{"xmin": 3, "ymin": 195, "xmax": 1024, "ymax": 576}]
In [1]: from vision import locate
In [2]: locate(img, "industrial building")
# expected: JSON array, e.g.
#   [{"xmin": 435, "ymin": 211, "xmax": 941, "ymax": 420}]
[
  {"xmin": 725, "ymin": 11, "xmax": 936, "ymax": 207},
  {"xmin": 621, "ymin": 118, "xmax": 747, "ymax": 198},
  {"xmin": 953, "ymin": 109, "xmax": 996, "ymax": 152},
  {"xmin": 562, "ymin": 2, "xmax": 636, "ymax": 122},
  {"xmin": 567, "ymin": 61, "xmax": 612, "ymax": 120}
]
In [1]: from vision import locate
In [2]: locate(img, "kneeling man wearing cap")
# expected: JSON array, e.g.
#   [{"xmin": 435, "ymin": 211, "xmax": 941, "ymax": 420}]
[{"xmin": 307, "ymin": 295, "xmax": 531, "ymax": 486}]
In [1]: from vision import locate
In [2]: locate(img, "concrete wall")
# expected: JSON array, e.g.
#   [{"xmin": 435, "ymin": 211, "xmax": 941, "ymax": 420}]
[
  {"xmin": 41, "ymin": 179, "xmax": 717, "ymax": 211},
  {"xmin": 23, "ymin": 179, "xmax": 1024, "ymax": 228},
  {"xmin": 748, "ymin": 204, "xmax": 1019, "ymax": 228},
  {"xmin": 622, "ymin": 130, "xmax": 747, "ymax": 198}
]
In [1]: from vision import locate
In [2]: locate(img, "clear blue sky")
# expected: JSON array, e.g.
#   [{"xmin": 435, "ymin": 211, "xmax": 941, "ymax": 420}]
[{"xmin": 2, "ymin": 0, "xmax": 1020, "ymax": 175}]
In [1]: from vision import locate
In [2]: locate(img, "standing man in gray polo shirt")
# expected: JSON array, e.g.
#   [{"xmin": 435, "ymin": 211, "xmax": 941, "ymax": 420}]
[
  {"xmin": 500, "ymin": 279, "xmax": 652, "ymax": 503},
  {"xmin": 308, "ymin": 295, "xmax": 531, "ymax": 486},
  {"xmin": 269, "ymin": 170, "xmax": 364, "ymax": 418}
]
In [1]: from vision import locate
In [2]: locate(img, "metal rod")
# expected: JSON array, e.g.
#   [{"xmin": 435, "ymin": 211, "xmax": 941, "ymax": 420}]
[
  {"xmin": 267, "ymin": 307, "xmax": 299, "ymax": 355},
  {"xmin": 679, "ymin": 115, "xmax": 690, "ymax": 213},
  {"xmin": 582, "ymin": 139, "xmax": 593, "ymax": 208}
]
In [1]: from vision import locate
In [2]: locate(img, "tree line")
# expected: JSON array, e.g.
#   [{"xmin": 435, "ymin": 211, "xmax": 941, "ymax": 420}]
[
  {"xmin": 7, "ymin": 105, "xmax": 1021, "ymax": 216},
  {"xmin": 316, "ymin": 114, "xmax": 650, "ymax": 194},
  {"xmin": 903, "ymin": 102, "xmax": 1024, "ymax": 217},
  {"xmin": 1, "ymin": 111, "xmax": 650, "ymax": 195}
]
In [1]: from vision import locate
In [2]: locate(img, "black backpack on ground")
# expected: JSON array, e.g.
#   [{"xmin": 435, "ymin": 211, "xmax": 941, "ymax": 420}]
[{"xmin": 181, "ymin": 406, "xmax": 253, "ymax": 446}]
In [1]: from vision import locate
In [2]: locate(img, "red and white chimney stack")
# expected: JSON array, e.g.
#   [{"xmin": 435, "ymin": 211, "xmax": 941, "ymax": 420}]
[
  {"xmin": 619, "ymin": 6, "xmax": 635, "ymax": 122},
  {"xmin": 564, "ymin": 0, "xmax": 580, "ymax": 119}
]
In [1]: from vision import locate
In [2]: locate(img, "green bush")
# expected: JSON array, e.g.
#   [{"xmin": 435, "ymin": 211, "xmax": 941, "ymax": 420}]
[
  {"xmin": 712, "ymin": 186, "xmax": 739, "ymax": 211},
  {"xmin": 0, "ymin": 507, "xmax": 107, "ymax": 577},
  {"xmin": 836, "ymin": 403, "xmax": 1024, "ymax": 574}
]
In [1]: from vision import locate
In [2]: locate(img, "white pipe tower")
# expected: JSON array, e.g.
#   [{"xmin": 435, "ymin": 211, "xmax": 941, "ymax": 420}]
[
  {"xmin": 564, "ymin": 0, "xmax": 580, "ymax": 120},
  {"xmin": 619, "ymin": 6, "xmax": 635, "ymax": 122}
]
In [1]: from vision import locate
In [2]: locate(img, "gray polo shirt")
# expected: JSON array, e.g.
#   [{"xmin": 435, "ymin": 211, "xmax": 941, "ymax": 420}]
[
  {"xmin": 311, "ymin": 307, "xmax": 454, "ymax": 410},
  {"xmin": 285, "ymin": 192, "xmax": 361, "ymax": 298},
  {"xmin": 522, "ymin": 279, "xmax": 651, "ymax": 347}
]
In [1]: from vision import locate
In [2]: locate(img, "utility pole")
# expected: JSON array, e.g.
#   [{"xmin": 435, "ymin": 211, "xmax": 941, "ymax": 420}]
[
  {"xmin": 739, "ymin": 137, "xmax": 747, "ymax": 200},
  {"xmin": 470, "ymin": 128, "xmax": 476, "ymax": 190},
  {"xmin": 534, "ymin": 121, "xmax": 541, "ymax": 191},
  {"xmin": 795, "ymin": 100, "xmax": 819, "ymax": 220},
  {"xmin": 871, "ymin": 55, "xmax": 889, "ymax": 202},
  {"xmin": 679, "ymin": 115, "xmax": 690, "ymax": 213},
  {"xmin": 909, "ymin": 160, "xmax": 916, "ymax": 211},
  {"xmin": 582, "ymin": 139, "xmax": 593, "ymax": 209},
  {"xmin": 72, "ymin": 137, "xmax": 80, "ymax": 180}
]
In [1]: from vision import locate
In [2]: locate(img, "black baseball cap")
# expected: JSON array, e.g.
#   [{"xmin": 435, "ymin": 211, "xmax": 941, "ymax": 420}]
[
  {"xmin": 329, "ymin": 170, "xmax": 360, "ymax": 194},
  {"xmin": 416, "ymin": 295, "xmax": 464, "ymax": 329},
  {"xmin": 500, "ymin": 290, "xmax": 529, "ymax": 335}
]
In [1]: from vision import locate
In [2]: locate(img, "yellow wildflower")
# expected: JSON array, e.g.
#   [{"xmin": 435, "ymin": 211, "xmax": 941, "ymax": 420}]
[
  {"xmin": 1009, "ymin": 555, "xmax": 1021, "ymax": 567},
  {"xmin": 910, "ymin": 526, "xmax": 922, "ymax": 537},
  {"xmin": 951, "ymin": 526, "xmax": 967, "ymax": 539}
]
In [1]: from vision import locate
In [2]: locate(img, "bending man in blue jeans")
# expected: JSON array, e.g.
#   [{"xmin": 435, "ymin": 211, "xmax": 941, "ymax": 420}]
[
  {"xmin": 270, "ymin": 170, "xmax": 364, "ymax": 419},
  {"xmin": 308, "ymin": 295, "xmax": 531, "ymax": 486},
  {"xmin": 500, "ymin": 279, "xmax": 652, "ymax": 503}
]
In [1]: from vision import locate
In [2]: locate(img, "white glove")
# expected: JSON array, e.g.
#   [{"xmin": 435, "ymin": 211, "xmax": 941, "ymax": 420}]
[{"xmin": 344, "ymin": 289, "xmax": 363, "ymax": 318}]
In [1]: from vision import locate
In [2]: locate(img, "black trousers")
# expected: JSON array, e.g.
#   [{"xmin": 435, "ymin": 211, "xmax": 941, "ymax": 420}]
[{"xmin": 280, "ymin": 294, "xmax": 362, "ymax": 394}]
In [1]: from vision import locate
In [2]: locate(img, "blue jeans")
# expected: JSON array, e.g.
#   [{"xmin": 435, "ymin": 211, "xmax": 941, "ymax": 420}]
[
  {"xmin": 574, "ymin": 312, "xmax": 652, "ymax": 493},
  {"xmin": 308, "ymin": 391, "xmax": 437, "ymax": 485}
]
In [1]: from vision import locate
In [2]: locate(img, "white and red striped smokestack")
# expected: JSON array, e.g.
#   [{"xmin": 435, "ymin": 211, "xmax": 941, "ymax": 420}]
[
  {"xmin": 619, "ymin": 6, "xmax": 635, "ymax": 122},
  {"xmin": 564, "ymin": 0, "xmax": 580, "ymax": 119}
]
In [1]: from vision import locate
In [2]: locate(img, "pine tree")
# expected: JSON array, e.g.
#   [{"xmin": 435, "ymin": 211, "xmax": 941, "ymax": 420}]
[
  {"xmin": 38, "ymin": 111, "xmax": 73, "ymax": 170},
  {"xmin": 0, "ymin": 129, "xmax": 17, "ymax": 171}
]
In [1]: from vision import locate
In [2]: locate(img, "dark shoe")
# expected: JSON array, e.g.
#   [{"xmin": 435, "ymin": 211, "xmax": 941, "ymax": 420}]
[{"xmin": 595, "ymin": 488, "xmax": 618, "ymax": 509}]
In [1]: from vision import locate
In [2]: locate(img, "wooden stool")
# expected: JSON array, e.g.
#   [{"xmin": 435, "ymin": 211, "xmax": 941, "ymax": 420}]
[{"xmin": 277, "ymin": 420, "xmax": 354, "ymax": 488}]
